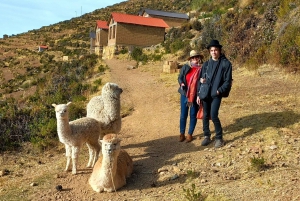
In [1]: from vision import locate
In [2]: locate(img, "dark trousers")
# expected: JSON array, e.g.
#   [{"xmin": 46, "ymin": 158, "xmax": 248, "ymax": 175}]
[{"xmin": 202, "ymin": 96, "xmax": 223, "ymax": 139}]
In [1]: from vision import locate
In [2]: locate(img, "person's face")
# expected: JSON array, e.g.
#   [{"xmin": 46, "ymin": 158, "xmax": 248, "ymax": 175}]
[
  {"xmin": 209, "ymin": 47, "xmax": 221, "ymax": 60},
  {"xmin": 190, "ymin": 56, "xmax": 200, "ymax": 64}
]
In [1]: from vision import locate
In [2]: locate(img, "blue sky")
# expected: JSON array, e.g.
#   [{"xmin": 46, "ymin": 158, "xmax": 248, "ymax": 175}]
[{"xmin": 0, "ymin": 0, "xmax": 125, "ymax": 37}]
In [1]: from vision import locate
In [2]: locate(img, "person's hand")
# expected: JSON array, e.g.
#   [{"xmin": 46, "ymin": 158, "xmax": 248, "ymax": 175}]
[
  {"xmin": 217, "ymin": 90, "xmax": 220, "ymax": 95},
  {"xmin": 181, "ymin": 83, "xmax": 185, "ymax": 90},
  {"xmin": 196, "ymin": 96, "xmax": 201, "ymax": 105},
  {"xmin": 200, "ymin": 78, "xmax": 206, "ymax": 83}
]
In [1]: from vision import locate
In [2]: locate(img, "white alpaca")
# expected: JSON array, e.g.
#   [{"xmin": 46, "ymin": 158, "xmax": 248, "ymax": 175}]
[
  {"xmin": 87, "ymin": 82, "xmax": 123, "ymax": 135},
  {"xmin": 89, "ymin": 134, "xmax": 133, "ymax": 193},
  {"xmin": 52, "ymin": 102, "xmax": 103, "ymax": 175}
]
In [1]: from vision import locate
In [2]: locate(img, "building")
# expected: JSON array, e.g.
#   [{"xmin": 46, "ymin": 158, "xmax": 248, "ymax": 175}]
[
  {"xmin": 94, "ymin": 20, "xmax": 109, "ymax": 55},
  {"xmin": 139, "ymin": 8, "xmax": 189, "ymax": 28},
  {"xmin": 38, "ymin": 45, "xmax": 48, "ymax": 52},
  {"xmin": 103, "ymin": 12, "xmax": 169, "ymax": 59}
]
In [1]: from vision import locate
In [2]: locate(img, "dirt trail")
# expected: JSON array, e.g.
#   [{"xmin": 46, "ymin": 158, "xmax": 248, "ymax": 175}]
[
  {"xmin": 1, "ymin": 58, "xmax": 300, "ymax": 201},
  {"xmin": 28, "ymin": 58, "xmax": 203, "ymax": 201}
]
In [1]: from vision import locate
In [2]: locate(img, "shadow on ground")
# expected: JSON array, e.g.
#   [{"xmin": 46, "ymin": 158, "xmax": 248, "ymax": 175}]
[{"xmin": 223, "ymin": 110, "xmax": 300, "ymax": 143}]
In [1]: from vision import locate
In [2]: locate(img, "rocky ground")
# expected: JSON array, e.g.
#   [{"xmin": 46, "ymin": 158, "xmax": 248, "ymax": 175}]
[{"xmin": 0, "ymin": 58, "xmax": 300, "ymax": 201}]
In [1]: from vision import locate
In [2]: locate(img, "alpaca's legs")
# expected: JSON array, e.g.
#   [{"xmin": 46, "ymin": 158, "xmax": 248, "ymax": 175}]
[
  {"xmin": 91, "ymin": 185, "xmax": 104, "ymax": 193},
  {"xmin": 87, "ymin": 141, "xmax": 101, "ymax": 167},
  {"xmin": 71, "ymin": 146, "xmax": 80, "ymax": 174},
  {"xmin": 86, "ymin": 143, "xmax": 94, "ymax": 168},
  {"xmin": 65, "ymin": 144, "xmax": 72, "ymax": 172},
  {"xmin": 93, "ymin": 143, "xmax": 100, "ymax": 166}
]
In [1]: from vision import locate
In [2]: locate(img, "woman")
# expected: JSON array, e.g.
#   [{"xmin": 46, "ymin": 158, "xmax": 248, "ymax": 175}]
[{"xmin": 178, "ymin": 50, "xmax": 204, "ymax": 143}]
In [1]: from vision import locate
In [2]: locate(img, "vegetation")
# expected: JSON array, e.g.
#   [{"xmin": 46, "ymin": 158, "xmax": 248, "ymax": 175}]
[
  {"xmin": 183, "ymin": 183, "xmax": 204, "ymax": 201},
  {"xmin": 0, "ymin": 0, "xmax": 299, "ymax": 151},
  {"xmin": 250, "ymin": 157, "xmax": 266, "ymax": 171}
]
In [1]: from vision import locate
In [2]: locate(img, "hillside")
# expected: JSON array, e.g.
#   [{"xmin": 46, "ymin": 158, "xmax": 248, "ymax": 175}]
[
  {"xmin": 0, "ymin": 0, "xmax": 300, "ymax": 200},
  {"xmin": 0, "ymin": 57, "xmax": 299, "ymax": 200},
  {"xmin": 0, "ymin": 0, "xmax": 299, "ymax": 156}
]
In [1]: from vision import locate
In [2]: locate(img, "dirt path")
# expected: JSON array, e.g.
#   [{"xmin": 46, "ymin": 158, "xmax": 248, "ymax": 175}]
[
  {"xmin": 1, "ymin": 58, "xmax": 300, "ymax": 201},
  {"xmin": 31, "ymin": 58, "xmax": 204, "ymax": 201}
]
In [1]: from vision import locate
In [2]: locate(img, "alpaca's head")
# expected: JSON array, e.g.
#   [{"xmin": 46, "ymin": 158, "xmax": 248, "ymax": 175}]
[
  {"xmin": 100, "ymin": 134, "xmax": 121, "ymax": 156},
  {"xmin": 102, "ymin": 82, "xmax": 123, "ymax": 99},
  {"xmin": 52, "ymin": 102, "xmax": 72, "ymax": 120}
]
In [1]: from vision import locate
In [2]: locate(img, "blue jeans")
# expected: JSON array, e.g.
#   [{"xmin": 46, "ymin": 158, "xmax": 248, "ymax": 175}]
[
  {"xmin": 202, "ymin": 96, "xmax": 223, "ymax": 139},
  {"xmin": 180, "ymin": 95, "xmax": 199, "ymax": 135}
]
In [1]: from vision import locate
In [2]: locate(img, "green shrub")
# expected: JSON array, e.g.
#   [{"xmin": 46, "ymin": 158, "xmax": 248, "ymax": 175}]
[
  {"xmin": 131, "ymin": 47, "xmax": 148, "ymax": 63},
  {"xmin": 98, "ymin": 65, "xmax": 106, "ymax": 72},
  {"xmin": 250, "ymin": 157, "xmax": 266, "ymax": 171},
  {"xmin": 183, "ymin": 183, "xmax": 203, "ymax": 201},
  {"xmin": 93, "ymin": 78, "xmax": 102, "ymax": 85},
  {"xmin": 119, "ymin": 48, "xmax": 128, "ymax": 54},
  {"xmin": 191, "ymin": 20, "xmax": 202, "ymax": 31},
  {"xmin": 170, "ymin": 39, "xmax": 185, "ymax": 53},
  {"xmin": 270, "ymin": 24, "xmax": 300, "ymax": 70},
  {"xmin": 277, "ymin": 0, "xmax": 295, "ymax": 18}
]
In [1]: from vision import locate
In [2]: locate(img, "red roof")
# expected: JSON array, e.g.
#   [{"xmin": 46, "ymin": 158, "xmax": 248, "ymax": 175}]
[
  {"xmin": 111, "ymin": 12, "xmax": 169, "ymax": 28},
  {"xmin": 96, "ymin": 20, "xmax": 108, "ymax": 29},
  {"xmin": 39, "ymin": 45, "xmax": 48, "ymax": 49}
]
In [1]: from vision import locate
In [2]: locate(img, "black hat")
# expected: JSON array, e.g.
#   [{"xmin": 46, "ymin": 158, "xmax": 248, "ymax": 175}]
[{"xmin": 206, "ymin": 40, "xmax": 223, "ymax": 49}]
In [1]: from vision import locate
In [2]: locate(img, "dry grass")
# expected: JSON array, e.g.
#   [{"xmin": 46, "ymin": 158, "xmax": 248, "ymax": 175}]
[{"xmin": 0, "ymin": 61, "xmax": 299, "ymax": 200}]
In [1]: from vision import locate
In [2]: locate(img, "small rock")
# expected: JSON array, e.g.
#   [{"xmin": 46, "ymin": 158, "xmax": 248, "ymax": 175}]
[
  {"xmin": 56, "ymin": 185, "xmax": 63, "ymax": 191},
  {"xmin": 270, "ymin": 145, "xmax": 278, "ymax": 150},
  {"xmin": 30, "ymin": 182, "xmax": 38, "ymax": 187},
  {"xmin": 200, "ymin": 179, "xmax": 207, "ymax": 183},
  {"xmin": 157, "ymin": 168, "xmax": 168, "ymax": 173},
  {"xmin": 170, "ymin": 174, "xmax": 179, "ymax": 180},
  {"xmin": 0, "ymin": 169, "xmax": 9, "ymax": 176},
  {"xmin": 127, "ymin": 65, "xmax": 136, "ymax": 70},
  {"xmin": 172, "ymin": 166, "xmax": 181, "ymax": 173}
]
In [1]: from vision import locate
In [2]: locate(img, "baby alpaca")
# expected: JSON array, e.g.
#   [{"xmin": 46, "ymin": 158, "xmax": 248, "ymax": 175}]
[
  {"xmin": 89, "ymin": 134, "xmax": 133, "ymax": 193},
  {"xmin": 52, "ymin": 102, "xmax": 103, "ymax": 174},
  {"xmin": 87, "ymin": 82, "xmax": 123, "ymax": 134}
]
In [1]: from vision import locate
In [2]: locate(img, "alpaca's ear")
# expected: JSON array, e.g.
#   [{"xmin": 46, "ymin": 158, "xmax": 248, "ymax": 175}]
[
  {"xmin": 52, "ymin": 104, "xmax": 56, "ymax": 108},
  {"xmin": 67, "ymin": 102, "xmax": 72, "ymax": 106}
]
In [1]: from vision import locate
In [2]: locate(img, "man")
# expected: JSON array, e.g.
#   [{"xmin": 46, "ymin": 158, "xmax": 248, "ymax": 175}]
[{"xmin": 197, "ymin": 40, "xmax": 233, "ymax": 148}]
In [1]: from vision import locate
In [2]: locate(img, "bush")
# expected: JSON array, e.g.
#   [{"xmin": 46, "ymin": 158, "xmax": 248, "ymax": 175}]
[
  {"xmin": 170, "ymin": 39, "xmax": 185, "ymax": 53},
  {"xmin": 191, "ymin": 20, "xmax": 202, "ymax": 31},
  {"xmin": 270, "ymin": 24, "xmax": 300, "ymax": 70},
  {"xmin": 250, "ymin": 157, "xmax": 266, "ymax": 171}
]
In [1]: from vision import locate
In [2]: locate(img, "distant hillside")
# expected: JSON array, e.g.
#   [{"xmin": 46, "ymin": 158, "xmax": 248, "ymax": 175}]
[{"xmin": 0, "ymin": 0, "xmax": 299, "ymax": 150}]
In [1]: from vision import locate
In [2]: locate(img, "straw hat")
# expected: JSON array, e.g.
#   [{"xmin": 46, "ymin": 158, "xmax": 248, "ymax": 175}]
[{"xmin": 188, "ymin": 50, "xmax": 204, "ymax": 60}]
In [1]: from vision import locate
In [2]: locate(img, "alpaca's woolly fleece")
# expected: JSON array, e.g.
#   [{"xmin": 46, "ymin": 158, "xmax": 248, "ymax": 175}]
[
  {"xmin": 87, "ymin": 82, "xmax": 123, "ymax": 134},
  {"xmin": 52, "ymin": 102, "xmax": 103, "ymax": 174},
  {"xmin": 89, "ymin": 134, "xmax": 133, "ymax": 193}
]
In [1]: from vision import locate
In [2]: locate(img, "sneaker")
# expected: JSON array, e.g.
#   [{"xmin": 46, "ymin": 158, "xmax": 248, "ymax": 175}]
[
  {"xmin": 215, "ymin": 139, "xmax": 224, "ymax": 148},
  {"xmin": 201, "ymin": 136, "xmax": 212, "ymax": 146}
]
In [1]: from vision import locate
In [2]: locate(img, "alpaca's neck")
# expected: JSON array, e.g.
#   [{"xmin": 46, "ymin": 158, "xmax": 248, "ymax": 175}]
[
  {"xmin": 100, "ymin": 154, "xmax": 118, "ymax": 176},
  {"xmin": 103, "ymin": 95, "xmax": 120, "ymax": 119},
  {"xmin": 56, "ymin": 118, "xmax": 72, "ymax": 142}
]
